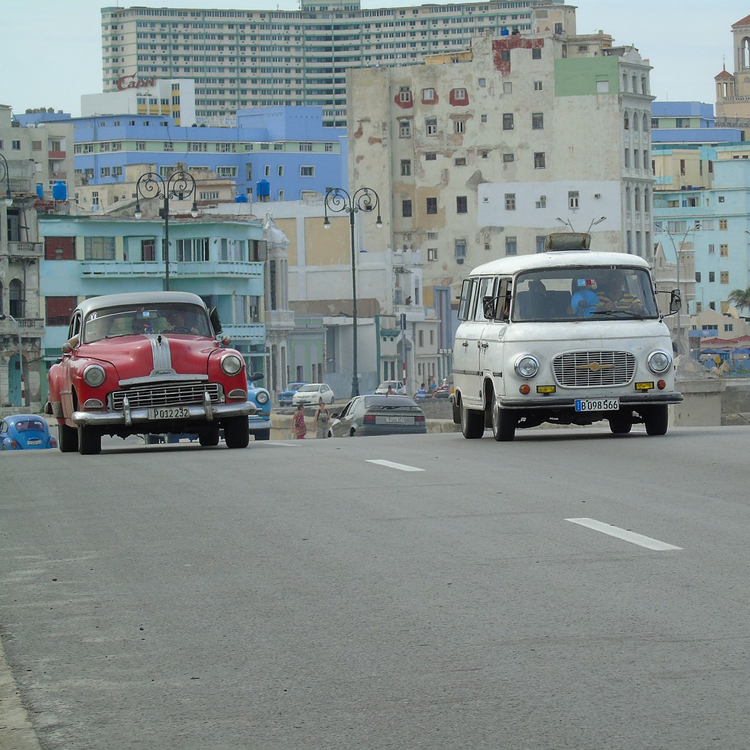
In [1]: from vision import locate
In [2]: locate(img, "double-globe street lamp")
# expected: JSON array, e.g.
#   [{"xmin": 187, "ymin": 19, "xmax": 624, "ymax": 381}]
[
  {"xmin": 134, "ymin": 170, "xmax": 198, "ymax": 291},
  {"xmin": 323, "ymin": 187, "xmax": 382, "ymax": 398}
]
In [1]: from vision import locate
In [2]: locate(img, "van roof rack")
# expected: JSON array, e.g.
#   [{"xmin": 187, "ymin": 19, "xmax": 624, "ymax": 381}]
[{"xmin": 545, "ymin": 232, "xmax": 591, "ymax": 251}]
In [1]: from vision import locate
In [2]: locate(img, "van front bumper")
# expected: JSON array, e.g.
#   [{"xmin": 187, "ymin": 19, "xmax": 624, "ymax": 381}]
[{"xmin": 499, "ymin": 392, "xmax": 683, "ymax": 410}]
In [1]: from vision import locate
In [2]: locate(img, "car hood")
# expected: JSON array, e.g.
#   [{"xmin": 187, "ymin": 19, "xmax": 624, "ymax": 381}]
[{"xmin": 80, "ymin": 334, "xmax": 216, "ymax": 381}]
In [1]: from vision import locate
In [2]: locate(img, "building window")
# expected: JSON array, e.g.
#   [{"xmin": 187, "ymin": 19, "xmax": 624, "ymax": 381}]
[
  {"xmin": 721, "ymin": 271, "xmax": 729, "ymax": 284},
  {"xmin": 113, "ymin": 166, "xmax": 122, "ymax": 177},
  {"xmin": 399, "ymin": 86, "xmax": 412, "ymax": 103},
  {"xmin": 425, "ymin": 152, "xmax": 437, "ymax": 161},
  {"xmin": 45, "ymin": 296, "xmax": 76, "ymax": 326},
  {"xmin": 427, "ymin": 248, "xmax": 438, "ymax": 261},
  {"xmin": 505, "ymin": 193, "xmax": 516, "ymax": 211},
  {"xmin": 422, "ymin": 87, "xmax": 436, "ymax": 101},
  {"xmin": 454, "ymin": 120, "xmax": 465, "ymax": 134},
  {"xmin": 708, "ymin": 244, "xmax": 715, "ymax": 254},
  {"xmin": 11, "ymin": 140, "xmax": 21, "ymax": 150},
  {"xmin": 568, "ymin": 191, "xmax": 579, "ymax": 209},
  {"xmin": 536, "ymin": 235, "xmax": 546, "ymax": 253},
  {"xmin": 83, "ymin": 237, "xmax": 115, "ymax": 260},
  {"xmin": 597, "ymin": 80, "xmax": 610, "ymax": 94},
  {"xmin": 426, "ymin": 118, "xmax": 438, "ymax": 135},
  {"xmin": 299, "ymin": 143, "xmax": 313, "ymax": 152},
  {"xmin": 505, "ymin": 236, "xmax": 517, "ymax": 256},
  {"xmin": 300, "ymin": 166, "xmax": 314, "ymax": 177},
  {"xmin": 709, "ymin": 271, "xmax": 715, "ymax": 282},
  {"xmin": 454, "ymin": 239, "xmax": 466, "ymax": 259},
  {"xmin": 532, "ymin": 47, "xmax": 542, "ymax": 59},
  {"xmin": 481, "ymin": 114, "xmax": 487, "ymax": 123},
  {"xmin": 695, "ymin": 272, "xmax": 701, "ymax": 282},
  {"xmin": 502, "ymin": 113, "xmax": 514, "ymax": 130},
  {"xmin": 426, "ymin": 197, "xmax": 437, "ymax": 214},
  {"xmin": 719, "ymin": 219, "xmax": 728, "ymax": 230},
  {"xmin": 503, "ymin": 153, "xmax": 514, "ymax": 163},
  {"xmin": 534, "ymin": 80, "xmax": 543, "ymax": 91},
  {"xmin": 503, "ymin": 81, "xmax": 513, "ymax": 94},
  {"xmin": 176, "ymin": 238, "xmax": 209, "ymax": 263},
  {"xmin": 534, "ymin": 152, "xmax": 546, "ymax": 169},
  {"xmin": 277, "ymin": 166, "xmax": 284, "ymax": 176},
  {"xmin": 136, "ymin": 141, "xmax": 146, "ymax": 151},
  {"xmin": 141, "ymin": 239, "xmax": 156, "ymax": 261},
  {"xmin": 536, "ymin": 196, "xmax": 546, "ymax": 209},
  {"xmin": 456, "ymin": 196, "xmax": 467, "ymax": 214},
  {"xmin": 532, "ymin": 112, "xmax": 544, "ymax": 129},
  {"xmin": 454, "ymin": 157, "xmax": 466, "ymax": 166},
  {"xmin": 402, "ymin": 199, "xmax": 412, "ymax": 217},
  {"xmin": 452, "ymin": 87, "xmax": 467, "ymax": 101},
  {"xmin": 400, "ymin": 159, "xmax": 411, "ymax": 176},
  {"xmin": 720, "ymin": 244, "xmax": 729, "ymax": 257},
  {"xmin": 399, "ymin": 120, "xmax": 411, "ymax": 138}
]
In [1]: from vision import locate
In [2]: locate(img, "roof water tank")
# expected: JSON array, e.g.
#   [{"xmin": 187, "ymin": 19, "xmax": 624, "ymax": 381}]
[
  {"xmin": 52, "ymin": 181, "xmax": 67, "ymax": 201},
  {"xmin": 235, "ymin": 194, "xmax": 248, "ymax": 203},
  {"xmin": 36, "ymin": 184, "xmax": 44, "ymax": 199},
  {"xmin": 256, "ymin": 179, "xmax": 270, "ymax": 197}
]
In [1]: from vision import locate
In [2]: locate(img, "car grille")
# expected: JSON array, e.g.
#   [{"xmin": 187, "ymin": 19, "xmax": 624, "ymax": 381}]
[
  {"xmin": 110, "ymin": 382, "xmax": 222, "ymax": 410},
  {"xmin": 552, "ymin": 351, "xmax": 635, "ymax": 388}
]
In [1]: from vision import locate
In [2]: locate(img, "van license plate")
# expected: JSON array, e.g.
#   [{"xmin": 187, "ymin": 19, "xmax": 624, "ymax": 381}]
[
  {"xmin": 575, "ymin": 398, "xmax": 619, "ymax": 412},
  {"xmin": 148, "ymin": 406, "xmax": 191, "ymax": 420}
]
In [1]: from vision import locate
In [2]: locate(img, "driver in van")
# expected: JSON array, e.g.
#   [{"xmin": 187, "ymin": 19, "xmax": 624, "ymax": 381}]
[{"xmin": 596, "ymin": 274, "xmax": 642, "ymax": 313}]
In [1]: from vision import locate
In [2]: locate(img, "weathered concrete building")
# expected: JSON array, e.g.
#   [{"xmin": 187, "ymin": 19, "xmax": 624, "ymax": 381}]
[{"xmin": 348, "ymin": 5, "xmax": 654, "ymax": 301}]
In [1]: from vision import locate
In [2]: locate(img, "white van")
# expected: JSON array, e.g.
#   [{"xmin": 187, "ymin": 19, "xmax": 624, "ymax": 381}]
[{"xmin": 452, "ymin": 233, "xmax": 683, "ymax": 441}]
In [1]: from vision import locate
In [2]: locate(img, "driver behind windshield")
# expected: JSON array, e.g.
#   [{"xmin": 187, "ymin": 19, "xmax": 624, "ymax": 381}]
[
  {"xmin": 166, "ymin": 310, "xmax": 200, "ymax": 334},
  {"xmin": 596, "ymin": 274, "xmax": 642, "ymax": 313}
]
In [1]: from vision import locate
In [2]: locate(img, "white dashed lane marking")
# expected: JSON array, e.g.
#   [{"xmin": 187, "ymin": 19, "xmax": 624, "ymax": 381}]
[
  {"xmin": 366, "ymin": 459, "xmax": 425, "ymax": 473},
  {"xmin": 566, "ymin": 517, "xmax": 682, "ymax": 551}
]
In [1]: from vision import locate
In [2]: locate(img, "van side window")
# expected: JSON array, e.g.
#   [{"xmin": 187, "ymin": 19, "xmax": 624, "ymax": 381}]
[
  {"xmin": 457, "ymin": 279, "xmax": 474, "ymax": 321},
  {"xmin": 475, "ymin": 277, "xmax": 498, "ymax": 321},
  {"xmin": 497, "ymin": 278, "xmax": 512, "ymax": 321}
]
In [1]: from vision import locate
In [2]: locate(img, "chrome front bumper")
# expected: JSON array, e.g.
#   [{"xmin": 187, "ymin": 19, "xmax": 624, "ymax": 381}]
[
  {"xmin": 73, "ymin": 397, "xmax": 255, "ymax": 427},
  {"xmin": 499, "ymin": 392, "xmax": 683, "ymax": 410}
]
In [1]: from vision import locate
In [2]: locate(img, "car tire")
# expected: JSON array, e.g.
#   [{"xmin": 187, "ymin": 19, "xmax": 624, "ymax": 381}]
[
  {"xmin": 460, "ymin": 399, "xmax": 484, "ymax": 439},
  {"xmin": 199, "ymin": 427, "xmax": 220, "ymax": 446},
  {"xmin": 643, "ymin": 405, "xmax": 669, "ymax": 436},
  {"xmin": 254, "ymin": 428, "xmax": 271, "ymax": 441},
  {"xmin": 59, "ymin": 423, "xmax": 79, "ymax": 453},
  {"xmin": 223, "ymin": 416, "xmax": 250, "ymax": 448},
  {"xmin": 77, "ymin": 426, "xmax": 101, "ymax": 455},
  {"xmin": 609, "ymin": 417, "xmax": 632, "ymax": 435},
  {"xmin": 491, "ymin": 393, "xmax": 516, "ymax": 442}
]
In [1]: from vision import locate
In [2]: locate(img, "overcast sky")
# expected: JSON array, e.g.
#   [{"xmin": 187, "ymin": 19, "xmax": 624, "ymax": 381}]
[{"xmin": 1, "ymin": 0, "xmax": 747, "ymax": 116}]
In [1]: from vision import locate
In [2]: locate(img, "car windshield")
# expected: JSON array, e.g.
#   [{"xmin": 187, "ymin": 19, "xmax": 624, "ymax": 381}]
[
  {"xmin": 83, "ymin": 303, "xmax": 212, "ymax": 343},
  {"xmin": 365, "ymin": 396, "xmax": 417, "ymax": 407},
  {"xmin": 298, "ymin": 384, "xmax": 321, "ymax": 393},
  {"xmin": 15, "ymin": 419, "xmax": 46, "ymax": 432},
  {"xmin": 512, "ymin": 266, "xmax": 659, "ymax": 322}
]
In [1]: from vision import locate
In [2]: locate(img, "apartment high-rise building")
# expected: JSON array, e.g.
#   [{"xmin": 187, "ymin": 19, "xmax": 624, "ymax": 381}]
[{"xmin": 102, "ymin": 0, "xmax": 564, "ymax": 126}]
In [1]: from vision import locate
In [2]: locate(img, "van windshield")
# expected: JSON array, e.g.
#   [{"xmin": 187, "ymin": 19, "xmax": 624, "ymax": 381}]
[{"xmin": 513, "ymin": 267, "xmax": 658, "ymax": 322}]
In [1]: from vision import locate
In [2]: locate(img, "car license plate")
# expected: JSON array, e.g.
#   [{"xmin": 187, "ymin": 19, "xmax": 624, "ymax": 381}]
[
  {"xmin": 376, "ymin": 416, "xmax": 413, "ymax": 424},
  {"xmin": 27, "ymin": 438, "xmax": 42, "ymax": 445},
  {"xmin": 575, "ymin": 398, "xmax": 619, "ymax": 412},
  {"xmin": 148, "ymin": 406, "xmax": 191, "ymax": 420}
]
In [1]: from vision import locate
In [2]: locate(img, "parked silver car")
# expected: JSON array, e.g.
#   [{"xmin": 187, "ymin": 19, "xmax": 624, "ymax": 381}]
[
  {"xmin": 292, "ymin": 383, "xmax": 335, "ymax": 406},
  {"xmin": 374, "ymin": 380, "xmax": 407, "ymax": 395},
  {"xmin": 328, "ymin": 395, "xmax": 426, "ymax": 437}
]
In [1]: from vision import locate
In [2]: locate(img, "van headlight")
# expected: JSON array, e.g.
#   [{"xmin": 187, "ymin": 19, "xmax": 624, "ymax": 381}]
[
  {"xmin": 256, "ymin": 391, "xmax": 269, "ymax": 405},
  {"xmin": 647, "ymin": 350, "xmax": 672, "ymax": 374},
  {"xmin": 83, "ymin": 364, "xmax": 106, "ymax": 387},
  {"xmin": 221, "ymin": 354, "xmax": 243, "ymax": 376},
  {"xmin": 514, "ymin": 355, "xmax": 540, "ymax": 379}
]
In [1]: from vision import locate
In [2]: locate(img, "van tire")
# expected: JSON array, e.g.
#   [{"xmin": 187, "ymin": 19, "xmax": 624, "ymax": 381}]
[
  {"xmin": 491, "ymin": 394, "xmax": 516, "ymax": 442},
  {"xmin": 643, "ymin": 405, "xmax": 669, "ymax": 436},
  {"xmin": 460, "ymin": 400, "xmax": 484, "ymax": 439},
  {"xmin": 609, "ymin": 417, "xmax": 632, "ymax": 435}
]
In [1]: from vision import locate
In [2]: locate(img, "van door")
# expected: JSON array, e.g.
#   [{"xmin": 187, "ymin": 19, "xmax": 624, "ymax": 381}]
[{"xmin": 482, "ymin": 278, "xmax": 511, "ymax": 398}]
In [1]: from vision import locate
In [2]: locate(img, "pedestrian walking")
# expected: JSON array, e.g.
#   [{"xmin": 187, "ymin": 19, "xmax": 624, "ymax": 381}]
[
  {"xmin": 313, "ymin": 398, "xmax": 330, "ymax": 439},
  {"xmin": 292, "ymin": 403, "xmax": 307, "ymax": 439}
]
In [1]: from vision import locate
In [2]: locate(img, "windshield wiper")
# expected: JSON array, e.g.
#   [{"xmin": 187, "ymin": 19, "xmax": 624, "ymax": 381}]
[{"xmin": 591, "ymin": 309, "xmax": 645, "ymax": 320}]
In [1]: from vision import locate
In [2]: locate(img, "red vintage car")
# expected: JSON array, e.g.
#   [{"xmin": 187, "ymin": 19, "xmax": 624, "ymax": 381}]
[{"xmin": 46, "ymin": 291, "xmax": 255, "ymax": 455}]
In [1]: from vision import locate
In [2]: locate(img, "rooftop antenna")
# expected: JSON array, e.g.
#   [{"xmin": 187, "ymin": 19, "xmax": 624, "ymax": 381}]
[{"xmin": 556, "ymin": 217, "xmax": 575, "ymax": 232}]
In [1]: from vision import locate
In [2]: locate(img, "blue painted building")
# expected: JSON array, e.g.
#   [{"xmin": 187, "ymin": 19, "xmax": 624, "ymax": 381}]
[
  {"xmin": 38, "ymin": 211, "xmax": 268, "ymax": 398},
  {"xmin": 651, "ymin": 101, "xmax": 743, "ymax": 144},
  {"xmin": 18, "ymin": 106, "xmax": 347, "ymax": 203}
]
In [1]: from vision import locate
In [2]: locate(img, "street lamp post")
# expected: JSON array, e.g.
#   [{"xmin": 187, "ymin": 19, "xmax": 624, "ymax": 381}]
[
  {"xmin": 0, "ymin": 314, "xmax": 23, "ymax": 406},
  {"xmin": 323, "ymin": 187, "xmax": 382, "ymax": 398},
  {"xmin": 134, "ymin": 170, "xmax": 198, "ymax": 291},
  {"xmin": 663, "ymin": 224, "xmax": 696, "ymax": 355},
  {"xmin": 0, "ymin": 153, "xmax": 13, "ymax": 207}
]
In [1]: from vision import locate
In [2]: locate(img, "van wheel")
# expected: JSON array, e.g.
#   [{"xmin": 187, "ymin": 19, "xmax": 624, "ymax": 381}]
[
  {"xmin": 460, "ymin": 400, "xmax": 484, "ymax": 439},
  {"xmin": 643, "ymin": 405, "xmax": 669, "ymax": 436},
  {"xmin": 609, "ymin": 417, "xmax": 632, "ymax": 435},
  {"xmin": 491, "ymin": 393, "xmax": 516, "ymax": 442}
]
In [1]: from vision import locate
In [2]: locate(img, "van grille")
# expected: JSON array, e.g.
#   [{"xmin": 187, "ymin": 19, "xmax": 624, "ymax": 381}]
[
  {"xmin": 110, "ymin": 382, "xmax": 222, "ymax": 410},
  {"xmin": 552, "ymin": 351, "xmax": 635, "ymax": 388}
]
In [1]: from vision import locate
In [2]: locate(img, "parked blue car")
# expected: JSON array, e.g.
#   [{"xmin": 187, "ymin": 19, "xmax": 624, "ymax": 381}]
[
  {"xmin": 1, "ymin": 414, "xmax": 57, "ymax": 451},
  {"xmin": 278, "ymin": 382, "xmax": 305, "ymax": 407},
  {"xmin": 247, "ymin": 372, "xmax": 271, "ymax": 440}
]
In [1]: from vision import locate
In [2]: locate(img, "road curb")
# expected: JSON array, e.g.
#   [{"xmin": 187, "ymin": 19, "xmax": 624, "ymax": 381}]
[{"xmin": 0, "ymin": 636, "xmax": 42, "ymax": 750}]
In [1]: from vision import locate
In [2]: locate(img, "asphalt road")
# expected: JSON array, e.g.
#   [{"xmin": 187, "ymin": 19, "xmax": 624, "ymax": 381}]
[{"xmin": 2, "ymin": 425, "xmax": 750, "ymax": 750}]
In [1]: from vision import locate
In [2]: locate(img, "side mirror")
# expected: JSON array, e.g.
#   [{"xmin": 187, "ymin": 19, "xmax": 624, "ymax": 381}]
[
  {"xmin": 669, "ymin": 289, "xmax": 682, "ymax": 314},
  {"xmin": 62, "ymin": 335, "xmax": 80, "ymax": 354},
  {"xmin": 248, "ymin": 371, "xmax": 264, "ymax": 382},
  {"xmin": 209, "ymin": 307, "xmax": 222, "ymax": 335},
  {"xmin": 482, "ymin": 295, "xmax": 497, "ymax": 320}
]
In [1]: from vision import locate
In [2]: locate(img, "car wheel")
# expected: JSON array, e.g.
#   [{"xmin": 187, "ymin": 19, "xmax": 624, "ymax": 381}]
[
  {"xmin": 77, "ymin": 425, "xmax": 101, "ymax": 455},
  {"xmin": 491, "ymin": 392, "xmax": 516, "ymax": 442},
  {"xmin": 223, "ymin": 416, "xmax": 250, "ymax": 448},
  {"xmin": 643, "ymin": 405, "xmax": 669, "ymax": 436},
  {"xmin": 254, "ymin": 428, "xmax": 271, "ymax": 441},
  {"xmin": 199, "ymin": 426, "xmax": 220, "ymax": 446},
  {"xmin": 460, "ymin": 398, "xmax": 484, "ymax": 439},
  {"xmin": 59, "ymin": 423, "xmax": 79, "ymax": 453},
  {"xmin": 609, "ymin": 417, "xmax": 632, "ymax": 435}
]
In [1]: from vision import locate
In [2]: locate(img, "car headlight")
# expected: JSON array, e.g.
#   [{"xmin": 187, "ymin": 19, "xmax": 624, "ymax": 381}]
[
  {"xmin": 221, "ymin": 354, "xmax": 243, "ymax": 376},
  {"xmin": 647, "ymin": 350, "xmax": 672, "ymax": 374},
  {"xmin": 83, "ymin": 364, "xmax": 106, "ymax": 387},
  {"xmin": 514, "ymin": 355, "xmax": 540, "ymax": 379},
  {"xmin": 256, "ymin": 390, "xmax": 269, "ymax": 405}
]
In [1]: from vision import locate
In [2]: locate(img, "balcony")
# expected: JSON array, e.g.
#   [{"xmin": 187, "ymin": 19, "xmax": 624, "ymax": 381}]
[
  {"xmin": 222, "ymin": 323, "xmax": 265, "ymax": 345},
  {"xmin": 48, "ymin": 150, "xmax": 66, "ymax": 159},
  {"xmin": 5, "ymin": 241, "xmax": 43, "ymax": 260},
  {"xmin": 80, "ymin": 260, "xmax": 264, "ymax": 279},
  {"xmin": 266, "ymin": 309, "xmax": 295, "ymax": 328},
  {"xmin": 0, "ymin": 317, "xmax": 44, "ymax": 337}
]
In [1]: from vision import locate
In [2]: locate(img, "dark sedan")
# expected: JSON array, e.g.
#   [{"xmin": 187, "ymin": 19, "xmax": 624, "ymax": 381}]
[{"xmin": 328, "ymin": 395, "xmax": 426, "ymax": 438}]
